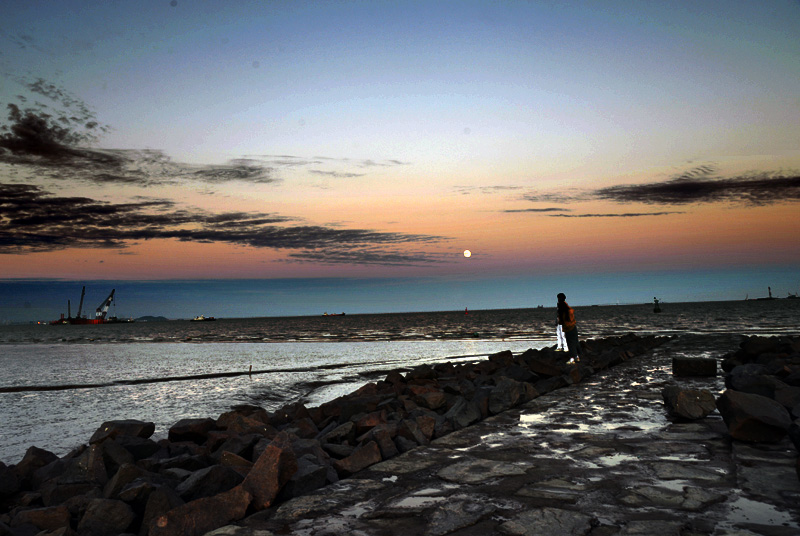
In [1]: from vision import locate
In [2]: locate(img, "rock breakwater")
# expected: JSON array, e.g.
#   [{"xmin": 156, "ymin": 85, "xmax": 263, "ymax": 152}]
[{"xmin": 2, "ymin": 334, "xmax": 665, "ymax": 535}]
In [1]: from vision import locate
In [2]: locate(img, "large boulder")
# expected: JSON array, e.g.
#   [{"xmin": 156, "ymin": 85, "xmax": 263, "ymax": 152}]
[
  {"xmin": 332, "ymin": 441, "xmax": 382, "ymax": 477},
  {"xmin": 141, "ymin": 484, "xmax": 185, "ymax": 533},
  {"xmin": 14, "ymin": 446, "xmax": 59, "ymax": 488},
  {"xmin": 168, "ymin": 418, "xmax": 217, "ymax": 444},
  {"xmin": 489, "ymin": 378, "xmax": 523, "ymax": 415},
  {"xmin": 279, "ymin": 453, "xmax": 329, "ymax": 499},
  {"xmin": 662, "ymin": 385, "xmax": 717, "ymax": 420},
  {"xmin": 240, "ymin": 432, "xmax": 298, "ymax": 511},
  {"xmin": 520, "ymin": 349, "xmax": 563, "ymax": 378},
  {"xmin": 0, "ymin": 462, "xmax": 21, "ymax": 498},
  {"xmin": 443, "ymin": 397, "xmax": 481, "ymax": 430},
  {"xmin": 716, "ymin": 389, "xmax": 792, "ymax": 443},
  {"xmin": 102, "ymin": 462, "xmax": 156, "ymax": 499},
  {"xmin": 114, "ymin": 435, "xmax": 161, "ymax": 460},
  {"xmin": 740, "ymin": 336, "xmax": 781, "ymax": 358},
  {"xmin": 89, "ymin": 419, "xmax": 155, "ymax": 444},
  {"xmin": 726, "ymin": 364, "xmax": 778, "ymax": 398},
  {"xmin": 76, "ymin": 498, "xmax": 135, "ymax": 536},
  {"xmin": 175, "ymin": 465, "xmax": 245, "ymax": 502},
  {"xmin": 148, "ymin": 485, "xmax": 251, "ymax": 536},
  {"xmin": 10, "ymin": 505, "xmax": 70, "ymax": 532}
]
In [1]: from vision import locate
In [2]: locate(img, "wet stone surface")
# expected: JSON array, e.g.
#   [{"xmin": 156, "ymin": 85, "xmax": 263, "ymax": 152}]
[{"xmin": 231, "ymin": 339, "xmax": 800, "ymax": 536}]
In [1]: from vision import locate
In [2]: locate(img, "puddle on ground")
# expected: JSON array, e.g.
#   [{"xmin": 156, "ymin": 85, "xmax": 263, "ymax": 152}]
[
  {"xmin": 596, "ymin": 452, "xmax": 640, "ymax": 467},
  {"xmin": 390, "ymin": 495, "xmax": 448, "ymax": 509},
  {"xmin": 339, "ymin": 501, "xmax": 374, "ymax": 518},
  {"xmin": 720, "ymin": 496, "xmax": 799, "ymax": 529}
]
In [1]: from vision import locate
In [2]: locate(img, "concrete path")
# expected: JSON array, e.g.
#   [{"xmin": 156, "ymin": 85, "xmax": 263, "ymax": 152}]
[{"xmin": 215, "ymin": 340, "xmax": 800, "ymax": 536}]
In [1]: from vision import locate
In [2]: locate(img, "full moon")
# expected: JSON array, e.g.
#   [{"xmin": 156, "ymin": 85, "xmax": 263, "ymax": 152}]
[{"xmin": 463, "ymin": 250, "xmax": 472, "ymax": 258}]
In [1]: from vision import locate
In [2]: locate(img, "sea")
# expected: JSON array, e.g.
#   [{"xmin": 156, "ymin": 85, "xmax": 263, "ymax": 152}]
[{"xmin": 1, "ymin": 300, "xmax": 798, "ymax": 466}]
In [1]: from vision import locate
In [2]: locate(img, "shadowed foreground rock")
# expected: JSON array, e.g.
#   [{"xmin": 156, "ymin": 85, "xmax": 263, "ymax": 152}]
[
  {"xmin": 717, "ymin": 335, "xmax": 800, "ymax": 442},
  {"xmin": 662, "ymin": 385, "xmax": 717, "ymax": 420},
  {"xmin": 0, "ymin": 334, "xmax": 665, "ymax": 535}
]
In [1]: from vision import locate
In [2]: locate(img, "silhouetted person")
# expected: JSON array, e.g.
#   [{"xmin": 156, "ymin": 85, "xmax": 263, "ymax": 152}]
[{"xmin": 557, "ymin": 293, "xmax": 579, "ymax": 364}]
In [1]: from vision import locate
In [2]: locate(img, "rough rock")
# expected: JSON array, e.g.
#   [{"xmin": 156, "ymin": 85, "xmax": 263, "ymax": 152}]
[
  {"xmin": 332, "ymin": 441, "xmax": 382, "ymax": 477},
  {"xmin": 241, "ymin": 432, "xmax": 298, "ymax": 511},
  {"xmin": 489, "ymin": 377, "xmax": 523, "ymax": 414},
  {"xmin": 13, "ymin": 446, "xmax": 59, "ymax": 487},
  {"xmin": 175, "ymin": 465, "xmax": 245, "ymax": 502},
  {"xmin": 167, "ymin": 418, "xmax": 217, "ymax": 444},
  {"xmin": 148, "ymin": 485, "xmax": 251, "ymax": 536},
  {"xmin": 425, "ymin": 497, "xmax": 496, "ymax": 536},
  {"xmin": 499, "ymin": 507, "xmax": 593, "ymax": 536},
  {"xmin": 716, "ymin": 389, "xmax": 792, "ymax": 442},
  {"xmin": 10, "ymin": 505, "xmax": 70, "ymax": 532},
  {"xmin": 726, "ymin": 363, "xmax": 778, "ymax": 397},
  {"xmin": 89, "ymin": 419, "xmax": 156, "ymax": 444},
  {"xmin": 443, "ymin": 397, "xmax": 481, "ymax": 430},
  {"xmin": 662, "ymin": 385, "xmax": 717, "ymax": 420},
  {"xmin": 75, "ymin": 498, "xmax": 135, "ymax": 536},
  {"xmin": 141, "ymin": 484, "xmax": 185, "ymax": 534}
]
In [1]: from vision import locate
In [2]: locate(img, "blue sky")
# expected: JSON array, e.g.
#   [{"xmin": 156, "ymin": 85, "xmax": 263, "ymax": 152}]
[{"xmin": 1, "ymin": 1, "xmax": 799, "ymax": 319}]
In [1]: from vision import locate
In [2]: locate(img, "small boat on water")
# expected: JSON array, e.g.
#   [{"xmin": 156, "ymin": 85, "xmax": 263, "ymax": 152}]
[
  {"xmin": 190, "ymin": 315, "xmax": 216, "ymax": 322},
  {"xmin": 653, "ymin": 297, "xmax": 661, "ymax": 313}
]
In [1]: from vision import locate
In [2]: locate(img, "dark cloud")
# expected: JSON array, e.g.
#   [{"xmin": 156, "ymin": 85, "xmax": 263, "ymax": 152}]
[
  {"xmin": 548, "ymin": 211, "xmax": 684, "ymax": 218},
  {"xmin": 25, "ymin": 78, "xmax": 98, "ymax": 125},
  {"xmin": 188, "ymin": 158, "xmax": 274, "ymax": 183},
  {"xmin": 594, "ymin": 170, "xmax": 800, "ymax": 206},
  {"xmin": 0, "ymin": 86, "xmax": 275, "ymax": 186},
  {"xmin": 521, "ymin": 191, "xmax": 590, "ymax": 203},
  {"xmin": 0, "ymin": 183, "xmax": 445, "ymax": 264},
  {"xmin": 286, "ymin": 248, "xmax": 442, "ymax": 266},
  {"xmin": 0, "ymin": 103, "xmax": 102, "ymax": 160},
  {"xmin": 503, "ymin": 207, "xmax": 571, "ymax": 213}
]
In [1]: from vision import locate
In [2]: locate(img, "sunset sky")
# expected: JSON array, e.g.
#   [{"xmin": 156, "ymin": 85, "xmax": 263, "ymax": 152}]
[{"xmin": 1, "ymin": 1, "xmax": 799, "ymax": 320}]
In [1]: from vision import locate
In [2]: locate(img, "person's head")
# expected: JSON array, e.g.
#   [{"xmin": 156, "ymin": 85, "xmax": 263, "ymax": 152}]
[{"xmin": 557, "ymin": 293, "xmax": 566, "ymax": 303}]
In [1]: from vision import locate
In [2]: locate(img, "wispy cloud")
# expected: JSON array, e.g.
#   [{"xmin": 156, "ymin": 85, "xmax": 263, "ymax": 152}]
[
  {"xmin": 455, "ymin": 185, "xmax": 524, "ymax": 195},
  {"xmin": 309, "ymin": 170, "xmax": 366, "ymax": 179},
  {"xmin": 503, "ymin": 207, "xmax": 571, "ymax": 213},
  {"xmin": 286, "ymin": 247, "xmax": 443, "ymax": 266},
  {"xmin": 520, "ymin": 190, "xmax": 590, "ymax": 203},
  {"xmin": 594, "ymin": 168, "xmax": 800, "ymax": 206},
  {"xmin": 513, "ymin": 165, "xmax": 800, "ymax": 217},
  {"xmin": 549, "ymin": 211, "xmax": 684, "ymax": 218},
  {"xmin": 0, "ymin": 183, "xmax": 446, "ymax": 264},
  {"xmin": 253, "ymin": 155, "xmax": 409, "ymax": 169}
]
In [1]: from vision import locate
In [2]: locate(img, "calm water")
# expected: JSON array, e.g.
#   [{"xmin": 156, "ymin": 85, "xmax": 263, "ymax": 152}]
[{"xmin": 1, "ymin": 300, "xmax": 798, "ymax": 465}]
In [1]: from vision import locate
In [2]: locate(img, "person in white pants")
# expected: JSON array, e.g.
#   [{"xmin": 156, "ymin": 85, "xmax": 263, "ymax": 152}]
[{"xmin": 556, "ymin": 321, "xmax": 567, "ymax": 351}]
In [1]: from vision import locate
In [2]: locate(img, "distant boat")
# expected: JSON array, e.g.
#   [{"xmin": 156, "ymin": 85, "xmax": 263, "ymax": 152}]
[
  {"xmin": 323, "ymin": 312, "xmax": 346, "ymax": 316},
  {"xmin": 190, "ymin": 315, "xmax": 216, "ymax": 322},
  {"xmin": 653, "ymin": 297, "xmax": 661, "ymax": 313}
]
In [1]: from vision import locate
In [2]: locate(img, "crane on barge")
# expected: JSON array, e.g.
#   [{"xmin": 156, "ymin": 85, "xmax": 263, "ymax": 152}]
[{"xmin": 51, "ymin": 287, "xmax": 126, "ymax": 324}]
